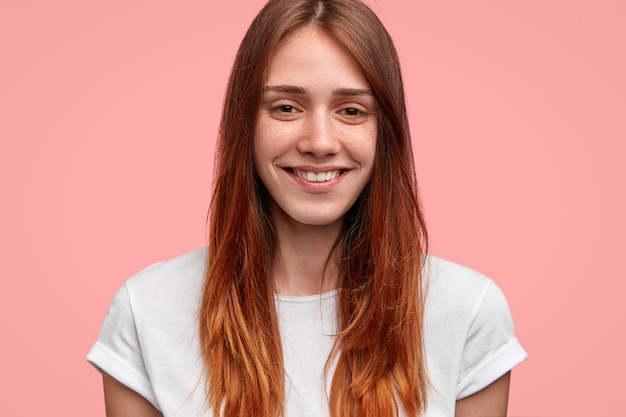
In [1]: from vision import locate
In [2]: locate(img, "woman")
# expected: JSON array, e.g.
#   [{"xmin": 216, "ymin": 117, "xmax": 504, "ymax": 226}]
[{"xmin": 88, "ymin": 0, "xmax": 527, "ymax": 416}]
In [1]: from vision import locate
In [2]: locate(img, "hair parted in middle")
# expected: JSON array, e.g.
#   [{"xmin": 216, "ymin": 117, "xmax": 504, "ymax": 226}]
[{"xmin": 199, "ymin": 0, "xmax": 429, "ymax": 416}]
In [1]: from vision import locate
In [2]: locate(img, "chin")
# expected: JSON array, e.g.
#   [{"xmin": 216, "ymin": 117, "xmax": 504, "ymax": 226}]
[{"xmin": 280, "ymin": 207, "xmax": 348, "ymax": 228}]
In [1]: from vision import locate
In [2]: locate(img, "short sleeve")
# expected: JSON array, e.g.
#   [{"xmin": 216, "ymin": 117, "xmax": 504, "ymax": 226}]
[
  {"xmin": 456, "ymin": 280, "xmax": 527, "ymax": 399},
  {"xmin": 87, "ymin": 283, "xmax": 159, "ymax": 408}
]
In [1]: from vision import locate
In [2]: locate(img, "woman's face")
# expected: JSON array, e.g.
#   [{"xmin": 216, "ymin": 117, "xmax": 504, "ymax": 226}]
[{"xmin": 254, "ymin": 26, "xmax": 377, "ymax": 228}]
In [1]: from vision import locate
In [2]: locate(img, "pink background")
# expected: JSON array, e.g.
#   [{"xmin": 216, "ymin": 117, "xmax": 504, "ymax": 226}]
[{"xmin": 1, "ymin": 0, "xmax": 624, "ymax": 415}]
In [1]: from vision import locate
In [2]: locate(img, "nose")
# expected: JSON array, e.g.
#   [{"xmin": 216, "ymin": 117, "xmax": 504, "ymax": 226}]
[{"xmin": 297, "ymin": 112, "xmax": 341, "ymax": 158}]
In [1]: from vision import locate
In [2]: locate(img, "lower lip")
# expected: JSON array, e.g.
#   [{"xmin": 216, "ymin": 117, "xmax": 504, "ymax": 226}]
[{"xmin": 285, "ymin": 169, "xmax": 347, "ymax": 193}]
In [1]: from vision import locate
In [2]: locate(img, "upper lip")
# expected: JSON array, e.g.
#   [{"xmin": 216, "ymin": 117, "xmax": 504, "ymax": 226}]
[{"xmin": 281, "ymin": 165, "xmax": 350, "ymax": 172}]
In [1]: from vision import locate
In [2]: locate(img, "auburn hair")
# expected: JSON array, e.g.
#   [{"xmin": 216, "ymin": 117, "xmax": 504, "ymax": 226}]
[{"xmin": 199, "ymin": 0, "xmax": 429, "ymax": 416}]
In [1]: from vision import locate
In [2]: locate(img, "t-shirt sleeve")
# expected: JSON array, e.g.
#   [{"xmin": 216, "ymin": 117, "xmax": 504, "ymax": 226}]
[
  {"xmin": 86, "ymin": 283, "xmax": 159, "ymax": 408},
  {"xmin": 456, "ymin": 280, "xmax": 527, "ymax": 399}
]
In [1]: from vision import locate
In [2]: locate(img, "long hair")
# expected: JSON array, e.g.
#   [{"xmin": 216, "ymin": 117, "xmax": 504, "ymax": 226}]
[{"xmin": 199, "ymin": 1, "xmax": 429, "ymax": 416}]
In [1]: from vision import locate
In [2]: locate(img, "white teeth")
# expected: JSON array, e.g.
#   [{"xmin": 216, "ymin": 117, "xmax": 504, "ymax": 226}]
[{"xmin": 296, "ymin": 169, "xmax": 340, "ymax": 182}]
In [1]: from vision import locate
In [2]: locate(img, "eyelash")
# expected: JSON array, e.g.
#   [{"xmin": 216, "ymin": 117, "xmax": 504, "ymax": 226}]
[
  {"xmin": 339, "ymin": 107, "xmax": 366, "ymax": 117},
  {"xmin": 275, "ymin": 104, "xmax": 298, "ymax": 114}
]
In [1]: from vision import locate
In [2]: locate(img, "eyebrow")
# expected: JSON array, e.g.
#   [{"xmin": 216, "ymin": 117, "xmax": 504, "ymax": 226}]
[
  {"xmin": 264, "ymin": 85, "xmax": 306, "ymax": 94},
  {"xmin": 333, "ymin": 87, "xmax": 374, "ymax": 97},
  {"xmin": 264, "ymin": 85, "xmax": 374, "ymax": 97}
]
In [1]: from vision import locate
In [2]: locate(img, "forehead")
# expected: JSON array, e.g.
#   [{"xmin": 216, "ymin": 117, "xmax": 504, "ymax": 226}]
[{"xmin": 264, "ymin": 26, "xmax": 370, "ymax": 90}]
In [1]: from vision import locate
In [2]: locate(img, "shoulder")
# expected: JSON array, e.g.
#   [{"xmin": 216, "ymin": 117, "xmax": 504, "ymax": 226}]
[
  {"xmin": 423, "ymin": 254, "xmax": 497, "ymax": 313},
  {"xmin": 422, "ymin": 254, "xmax": 527, "ymax": 401},
  {"xmin": 127, "ymin": 246, "xmax": 207, "ymax": 285},
  {"xmin": 422, "ymin": 254, "xmax": 517, "ymax": 342},
  {"xmin": 422, "ymin": 254, "xmax": 516, "ymax": 339},
  {"xmin": 119, "ymin": 247, "xmax": 207, "ymax": 324},
  {"xmin": 125, "ymin": 247, "xmax": 207, "ymax": 298},
  {"xmin": 88, "ymin": 248, "xmax": 209, "ymax": 413}
]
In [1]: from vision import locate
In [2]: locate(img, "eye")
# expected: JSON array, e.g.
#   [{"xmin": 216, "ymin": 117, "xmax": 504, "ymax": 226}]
[
  {"xmin": 337, "ymin": 106, "xmax": 371, "ymax": 121},
  {"xmin": 340, "ymin": 107, "xmax": 362, "ymax": 117},
  {"xmin": 276, "ymin": 104, "xmax": 297, "ymax": 113},
  {"xmin": 261, "ymin": 100, "xmax": 302, "ymax": 120}
]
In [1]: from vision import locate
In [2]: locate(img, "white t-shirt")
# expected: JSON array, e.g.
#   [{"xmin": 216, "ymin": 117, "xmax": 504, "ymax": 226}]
[{"xmin": 87, "ymin": 248, "xmax": 527, "ymax": 416}]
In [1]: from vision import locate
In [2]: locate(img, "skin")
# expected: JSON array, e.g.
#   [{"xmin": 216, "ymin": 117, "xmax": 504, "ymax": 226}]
[
  {"xmin": 102, "ymin": 373, "xmax": 162, "ymax": 417},
  {"xmin": 102, "ymin": 371, "xmax": 511, "ymax": 416},
  {"xmin": 254, "ymin": 26, "xmax": 377, "ymax": 296},
  {"xmin": 455, "ymin": 372, "xmax": 511, "ymax": 416},
  {"xmin": 101, "ymin": 24, "xmax": 512, "ymax": 417}
]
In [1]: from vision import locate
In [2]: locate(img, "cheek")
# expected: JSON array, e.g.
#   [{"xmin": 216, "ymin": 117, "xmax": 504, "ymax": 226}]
[
  {"xmin": 350, "ymin": 124, "xmax": 377, "ymax": 167},
  {"xmin": 253, "ymin": 117, "xmax": 288, "ymax": 159},
  {"xmin": 253, "ymin": 119, "xmax": 274, "ymax": 165},
  {"xmin": 254, "ymin": 140, "xmax": 279, "ymax": 176}
]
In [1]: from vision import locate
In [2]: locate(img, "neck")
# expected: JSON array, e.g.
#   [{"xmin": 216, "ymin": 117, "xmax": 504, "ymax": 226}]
[{"xmin": 271, "ymin": 211, "xmax": 342, "ymax": 296}]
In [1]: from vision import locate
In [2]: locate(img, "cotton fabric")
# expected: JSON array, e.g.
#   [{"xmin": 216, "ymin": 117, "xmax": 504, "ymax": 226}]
[{"xmin": 87, "ymin": 248, "xmax": 527, "ymax": 416}]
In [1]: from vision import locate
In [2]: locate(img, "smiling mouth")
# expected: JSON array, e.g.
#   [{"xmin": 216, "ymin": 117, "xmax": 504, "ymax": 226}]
[{"xmin": 291, "ymin": 168, "xmax": 342, "ymax": 183}]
